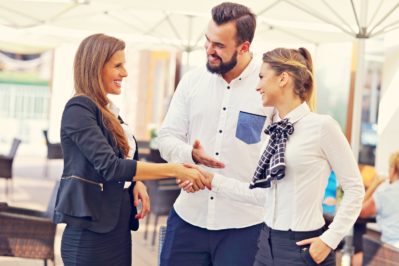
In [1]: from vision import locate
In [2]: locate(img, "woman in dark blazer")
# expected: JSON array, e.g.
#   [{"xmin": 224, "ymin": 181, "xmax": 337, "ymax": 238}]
[{"xmin": 54, "ymin": 33, "xmax": 206, "ymax": 266}]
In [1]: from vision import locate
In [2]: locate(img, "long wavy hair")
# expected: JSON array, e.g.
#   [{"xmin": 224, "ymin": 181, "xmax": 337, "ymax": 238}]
[
  {"xmin": 73, "ymin": 33, "xmax": 129, "ymax": 156},
  {"xmin": 262, "ymin": 47, "xmax": 316, "ymax": 111}
]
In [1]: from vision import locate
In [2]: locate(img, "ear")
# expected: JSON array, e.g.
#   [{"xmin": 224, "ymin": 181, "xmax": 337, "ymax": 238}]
[
  {"xmin": 239, "ymin": 41, "xmax": 250, "ymax": 54},
  {"xmin": 279, "ymin": 72, "xmax": 289, "ymax": 87}
]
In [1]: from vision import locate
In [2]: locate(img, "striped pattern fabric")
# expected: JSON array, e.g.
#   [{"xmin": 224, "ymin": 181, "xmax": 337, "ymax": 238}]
[
  {"xmin": 158, "ymin": 225, "xmax": 167, "ymax": 266},
  {"xmin": 250, "ymin": 118, "xmax": 294, "ymax": 189}
]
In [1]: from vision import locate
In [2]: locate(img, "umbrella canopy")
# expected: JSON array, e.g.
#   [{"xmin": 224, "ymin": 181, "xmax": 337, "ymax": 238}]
[{"xmin": 1, "ymin": 0, "xmax": 398, "ymax": 52}]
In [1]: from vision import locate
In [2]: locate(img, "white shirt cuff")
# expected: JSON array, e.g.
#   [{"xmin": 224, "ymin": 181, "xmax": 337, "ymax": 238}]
[
  {"xmin": 182, "ymin": 144, "xmax": 196, "ymax": 164},
  {"xmin": 211, "ymin": 173, "xmax": 226, "ymax": 192},
  {"xmin": 320, "ymin": 229, "xmax": 340, "ymax": 250}
]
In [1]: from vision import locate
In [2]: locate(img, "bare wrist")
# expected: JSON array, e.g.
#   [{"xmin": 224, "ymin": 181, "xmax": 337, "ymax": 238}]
[{"xmin": 169, "ymin": 163, "xmax": 180, "ymax": 177}]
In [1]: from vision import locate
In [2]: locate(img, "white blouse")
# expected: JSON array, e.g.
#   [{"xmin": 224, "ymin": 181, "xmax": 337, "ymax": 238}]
[
  {"xmin": 107, "ymin": 101, "xmax": 136, "ymax": 159},
  {"xmin": 212, "ymin": 102, "xmax": 365, "ymax": 249}
]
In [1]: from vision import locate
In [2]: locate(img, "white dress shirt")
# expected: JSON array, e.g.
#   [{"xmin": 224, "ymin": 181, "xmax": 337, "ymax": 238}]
[
  {"xmin": 212, "ymin": 102, "xmax": 365, "ymax": 249},
  {"xmin": 158, "ymin": 57, "xmax": 274, "ymax": 229}
]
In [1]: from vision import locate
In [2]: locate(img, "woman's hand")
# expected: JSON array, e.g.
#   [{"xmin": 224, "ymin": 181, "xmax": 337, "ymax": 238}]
[
  {"xmin": 296, "ymin": 237, "xmax": 332, "ymax": 264},
  {"xmin": 177, "ymin": 164, "xmax": 214, "ymax": 193},
  {"xmin": 173, "ymin": 163, "xmax": 207, "ymax": 191},
  {"xmin": 133, "ymin": 181, "xmax": 150, "ymax": 219}
]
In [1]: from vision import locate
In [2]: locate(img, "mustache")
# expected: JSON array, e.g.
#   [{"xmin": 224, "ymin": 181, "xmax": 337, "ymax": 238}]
[{"xmin": 209, "ymin": 54, "xmax": 222, "ymax": 61}]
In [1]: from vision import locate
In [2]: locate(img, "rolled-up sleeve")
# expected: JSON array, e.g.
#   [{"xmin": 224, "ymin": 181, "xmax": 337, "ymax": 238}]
[{"xmin": 62, "ymin": 101, "xmax": 137, "ymax": 182}]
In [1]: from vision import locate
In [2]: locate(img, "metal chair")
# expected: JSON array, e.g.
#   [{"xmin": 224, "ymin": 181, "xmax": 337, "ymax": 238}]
[
  {"xmin": 158, "ymin": 225, "xmax": 167, "ymax": 266},
  {"xmin": 144, "ymin": 178, "xmax": 180, "ymax": 246},
  {"xmin": 142, "ymin": 148, "xmax": 180, "ymax": 246},
  {"xmin": 42, "ymin": 130, "xmax": 63, "ymax": 177},
  {"xmin": 0, "ymin": 181, "xmax": 59, "ymax": 266},
  {"xmin": 0, "ymin": 138, "xmax": 21, "ymax": 198}
]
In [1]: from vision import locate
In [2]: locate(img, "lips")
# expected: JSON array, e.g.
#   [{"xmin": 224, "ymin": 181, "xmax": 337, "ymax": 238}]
[
  {"xmin": 208, "ymin": 55, "xmax": 221, "ymax": 64},
  {"xmin": 114, "ymin": 80, "xmax": 122, "ymax": 87}
]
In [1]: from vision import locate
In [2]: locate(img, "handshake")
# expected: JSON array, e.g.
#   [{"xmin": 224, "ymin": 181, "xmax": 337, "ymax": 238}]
[
  {"xmin": 174, "ymin": 163, "xmax": 214, "ymax": 193},
  {"xmin": 173, "ymin": 139, "xmax": 225, "ymax": 193}
]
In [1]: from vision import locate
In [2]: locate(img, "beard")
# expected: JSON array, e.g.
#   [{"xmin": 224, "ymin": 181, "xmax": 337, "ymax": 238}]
[{"xmin": 206, "ymin": 51, "xmax": 238, "ymax": 74}]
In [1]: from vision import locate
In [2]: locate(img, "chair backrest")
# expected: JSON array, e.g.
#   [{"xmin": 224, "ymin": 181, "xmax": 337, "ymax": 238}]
[
  {"xmin": 362, "ymin": 234, "xmax": 399, "ymax": 266},
  {"xmin": 43, "ymin": 130, "xmax": 50, "ymax": 145},
  {"xmin": 45, "ymin": 180, "xmax": 60, "ymax": 219},
  {"xmin": 146, "ymin": 178, "xmax": 180, "ymax": 214},
  {"xmin": 146, "ymin": 149, "xmax": 166, "ymax": 163},
  {"xmin": 8, "ymin": 138, "xmax": 21, "ymax": 158}
]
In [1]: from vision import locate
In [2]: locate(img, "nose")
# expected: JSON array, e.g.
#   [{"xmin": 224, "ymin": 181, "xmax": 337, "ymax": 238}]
[
  {"xmin": 256, "ymin": 82, "xmax": 262, "ymax": 92},
  {"xmin": 205, "ymin": 42, "xmax": 215, "ymax": 55},
  {"xmin": 121, "ymin": 66, "xmax": 128, "ymax": 78}
]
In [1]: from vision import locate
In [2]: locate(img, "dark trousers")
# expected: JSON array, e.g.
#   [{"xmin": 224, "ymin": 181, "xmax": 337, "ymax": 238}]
[
  {"xmin": 160, "ymin": 208, "xmax": 262, "ymax": 266},
  {"xmin": 254, "ymin": 224, "xmax": 336, "ymax": 266}
]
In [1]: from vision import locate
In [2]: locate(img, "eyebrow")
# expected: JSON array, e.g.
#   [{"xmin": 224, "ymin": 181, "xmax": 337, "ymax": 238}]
[{"xmin": 205, "ymin": 34, "xmax": 225, "ymax": 47}]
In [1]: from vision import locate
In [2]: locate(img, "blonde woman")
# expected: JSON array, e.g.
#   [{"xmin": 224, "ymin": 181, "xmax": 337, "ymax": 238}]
[{"xmin": 183, "ymin": 47, "xmax": 365, "ymax": 265}]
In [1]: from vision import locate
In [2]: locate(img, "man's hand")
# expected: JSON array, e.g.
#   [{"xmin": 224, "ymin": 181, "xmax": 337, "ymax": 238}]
[
  {"xmin": 296, "ymin": 237, "xmax": 332, "ymax": 264},
  {"xmin": 133, "ymin": 181, "xmax": 150, "ymax": 219},
  {"xmin": 177, "ymin": 163, "xmax": 214, "ymax": 193},
  {"xmin": 192, "ymin": 140, "xmax": 225, "ymax": 168}
]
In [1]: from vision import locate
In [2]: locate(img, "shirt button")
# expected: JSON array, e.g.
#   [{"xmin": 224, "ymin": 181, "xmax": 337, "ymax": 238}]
[
  {"xmin": 219, "ymin": 130, "xmax": 222, "ymax": 133},
  {"xmin": 215, "ymin": 152, "xmax": 219, "ymax": 156},
  {"xmin": 223, "ymin": 107, "xmax": 226, "ymax": 111},
  {"xmin": 239, "ymin": 78, "xmax": 242, "ymax": 80},
  {"xmin": 210, "ymin": 196, "xmax": 214, "ymax": 200},
  {"xmin": 227, "ymin": 86, "xmax": 230, "ymax": 89}
]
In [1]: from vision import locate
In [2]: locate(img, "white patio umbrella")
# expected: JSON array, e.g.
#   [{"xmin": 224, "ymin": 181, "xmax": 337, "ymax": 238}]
[{"xmin": 1, "ymin": 1, "xmax": 398, "ymax": 263}]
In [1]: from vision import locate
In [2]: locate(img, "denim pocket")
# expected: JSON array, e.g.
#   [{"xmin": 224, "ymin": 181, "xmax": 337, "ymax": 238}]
[{"xmin": 235, "ymin": 111, "xmax": 266, "ymax": 144}]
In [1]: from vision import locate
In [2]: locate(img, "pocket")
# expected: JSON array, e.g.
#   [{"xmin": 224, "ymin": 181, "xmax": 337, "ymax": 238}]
[
  {"xmin": 55, "ymin": 177, "xmax": 102, "ymax": 221},
  {"xmin": 300, "ymin": 247, "xmax": 318, "ymax": 266},
  {"xmin": 235, "ymin": 111, "xmax": 266, "ymax": 144}
]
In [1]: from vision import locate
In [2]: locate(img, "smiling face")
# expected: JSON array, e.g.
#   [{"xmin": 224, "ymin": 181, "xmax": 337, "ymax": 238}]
[
  {"xmin": 204, "ymin": 20, "xmax": 242, "ymax": 74},
  {"xmin": 256, "ymin": 63, "xmax": 284, "ymax": 107},
  {"xmin": 101, "ymin": 50, "xmax": 127, "ymax": 95}
]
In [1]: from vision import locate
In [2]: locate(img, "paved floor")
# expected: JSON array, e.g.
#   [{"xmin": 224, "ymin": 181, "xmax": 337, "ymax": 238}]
[{"xmin": 0, "ymin": 156, "xmax": 166, "ymax": 266}]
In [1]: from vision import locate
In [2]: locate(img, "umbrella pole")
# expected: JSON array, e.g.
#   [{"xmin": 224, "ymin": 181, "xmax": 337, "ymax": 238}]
[{"xmin": 341, "ymin": 0, "xmax": 367, "ymax": 265}]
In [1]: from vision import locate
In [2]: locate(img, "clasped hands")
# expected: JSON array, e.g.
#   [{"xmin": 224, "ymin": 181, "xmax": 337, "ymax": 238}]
[{"xmin": 175, "ymin": 140, "xmax": 224, "ymax": 192}]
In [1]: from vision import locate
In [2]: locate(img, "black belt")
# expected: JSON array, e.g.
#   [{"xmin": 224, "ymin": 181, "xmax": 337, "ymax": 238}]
[{"xmin": 263, "ymin": 223, "xmax": 325, "ymax": 240}]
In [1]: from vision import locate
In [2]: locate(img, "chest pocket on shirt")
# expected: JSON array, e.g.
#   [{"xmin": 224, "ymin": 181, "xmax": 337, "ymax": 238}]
[{"xmin": 235, "ymin": 111, "xmax": 266, "ymax": 144}]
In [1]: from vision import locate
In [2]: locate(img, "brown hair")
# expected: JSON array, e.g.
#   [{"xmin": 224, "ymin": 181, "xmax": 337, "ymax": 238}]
[
  {"xmin": 211, "ymin": 2, "xmax": 256, "ymax": 44},
  {"xmin": 262, "ymin": 47, "xmax": 316, "ymax": 111},
  {"xmin": 73, "ymin": 33, "xmax": 129, "ymax": 156},
  {"xmin": 389, "ymin": 151, "xmax": 399, "ymax": 173}
]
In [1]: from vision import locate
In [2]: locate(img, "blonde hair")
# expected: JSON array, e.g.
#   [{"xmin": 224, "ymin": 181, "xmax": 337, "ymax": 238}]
[
  {"xmin": 262, "ymin": 47, "xmax": 316, "ymax": 111},
  {"xmin": 74, "ymin": 33, "xmax": 129, "ymax": 156},
  {"xmin": 389, "ymin": 151, "xmax": 399, "ymax": 173}
]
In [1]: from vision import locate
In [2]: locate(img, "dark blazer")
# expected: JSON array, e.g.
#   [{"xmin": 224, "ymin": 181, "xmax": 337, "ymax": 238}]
[{"xmin": 53, "ymin": 95, "xmax": 139, "ymax": 233}]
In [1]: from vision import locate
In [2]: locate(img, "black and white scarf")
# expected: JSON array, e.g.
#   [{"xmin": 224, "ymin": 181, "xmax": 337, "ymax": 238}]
[{"xmin": 249, "ymin": 118, "xmax": 294, "ymax": 189}]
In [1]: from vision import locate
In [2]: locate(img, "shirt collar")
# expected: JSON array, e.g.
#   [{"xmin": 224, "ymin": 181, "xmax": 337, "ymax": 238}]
[
  {"xmin": 215, "ymin": 53, "xmax": 259, "ymax": 82},
  {"xmin": 275, "ymin": 102, "xmax": 310, "ymax": 124},
  {"xmin": 237, "ymin": 54, "xmax": 259, "ymax": 80},
  {"xmin": 107, "ymin": 101, "xmax": 120, "ymax": 118}
]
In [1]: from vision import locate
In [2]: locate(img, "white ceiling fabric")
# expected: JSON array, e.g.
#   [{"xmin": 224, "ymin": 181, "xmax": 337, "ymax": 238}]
[{"xmin": 1, "ymin": 0, "xmax": 398, "ymax": 53}]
